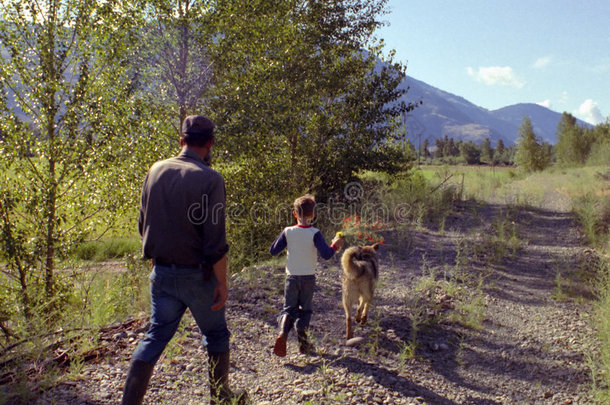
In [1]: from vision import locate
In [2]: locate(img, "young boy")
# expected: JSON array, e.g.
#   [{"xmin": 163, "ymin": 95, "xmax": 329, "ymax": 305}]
[{"xmin": 269, "ymin": 195, "xmax": 344, "ymax": 356}]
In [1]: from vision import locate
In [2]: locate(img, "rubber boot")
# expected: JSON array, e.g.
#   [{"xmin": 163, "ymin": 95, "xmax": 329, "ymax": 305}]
[
  {"xmin": 121, "ymin": 359, "xmax": 154, "ymax": 405},
  {"xmin": 297, "ymin": 329, "xmax": 313, "ymax": 355},
  {"xmin": 208, "ymin": 350, "xmax": 248, "ymax": 405},
  {"xmin": 273, "ymin": 314, "xmax": 294, "ymax": 357}
]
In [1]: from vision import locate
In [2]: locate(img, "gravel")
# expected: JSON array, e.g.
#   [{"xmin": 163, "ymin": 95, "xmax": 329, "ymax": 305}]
[{"xmin": 29, "ymin": 202, "xmax": 598, "ymax": 405}]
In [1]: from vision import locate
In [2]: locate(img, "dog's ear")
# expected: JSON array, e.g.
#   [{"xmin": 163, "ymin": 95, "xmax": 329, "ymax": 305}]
[{"xmin": 372, "ymin": 243, "xmax": 380, "ymax": 251}]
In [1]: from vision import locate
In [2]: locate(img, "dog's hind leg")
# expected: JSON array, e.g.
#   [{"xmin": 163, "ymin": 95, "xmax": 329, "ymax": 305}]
[
  {"xmin": 355, "ymin": 296, "xmax": 364, "ymax": 324},
  {"xmin": 342, "ymin": 298, "xmax": 353, "ymax": 340},
  {"xmin": 359, "ymin": 300, "xmax": 370, "ymax": 325}
]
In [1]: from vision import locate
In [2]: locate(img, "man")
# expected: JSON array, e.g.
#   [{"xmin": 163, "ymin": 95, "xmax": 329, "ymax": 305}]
[{"xmin": 121, "ymin": 115, "xmax": 247, "ymax": 405}]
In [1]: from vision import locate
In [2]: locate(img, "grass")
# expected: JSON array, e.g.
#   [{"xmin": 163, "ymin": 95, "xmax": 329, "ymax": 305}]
[
  {"xmin": 591, "ymin": 257, "xmax": 610, "ymax": 403},
  {"xmin": 467, "ymin": 213, "xmax": 522, "ymax": 265},
  {"xmin": 416, "ymin": 165, "xmax": 518, "ymax": 202},
  {"xmin": 358, "ymin": 168, "xmax": 461, "ymax": 232},
  {"xmin": 0, "ymin": 254, "xmax": 151, "ymax": 402},
  {"xmin": 407, "ymin": 262, "xmax": 487, "ymax": 334},
  {"xmin": 418, "ymin": 164, "xmax": 609, "ymax": 209},
  {"xmin": 73, "ymin": 237, "xmax": 141, "ymax": 262}
]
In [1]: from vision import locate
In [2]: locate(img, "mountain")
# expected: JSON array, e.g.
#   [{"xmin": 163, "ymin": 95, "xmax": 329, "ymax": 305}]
[
  {"xmin": 399, "ymin": 75, "xmax": 589, "ymax": 146},
  {"xmin": 490, "ymin": 103, "xmax": 573, "ymax": 144},
  {"xmin": 3, "ymin": 56, "xmax": 586, "ymax": 146}
]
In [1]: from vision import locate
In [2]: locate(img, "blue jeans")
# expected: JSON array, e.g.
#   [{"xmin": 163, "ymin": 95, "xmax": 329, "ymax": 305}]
[
  {"xmin": 132, "ymin": 264, "xmax": 230, "ymax": 365},
  {"xmin": 281, "ymin": 275, "xmax": 316, "ymax": 331}
]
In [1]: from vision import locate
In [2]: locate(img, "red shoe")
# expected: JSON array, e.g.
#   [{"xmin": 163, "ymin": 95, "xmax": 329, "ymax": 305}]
[{"xmin": 273, "ymin": 335, "xmax": 287, "ymax": 357}]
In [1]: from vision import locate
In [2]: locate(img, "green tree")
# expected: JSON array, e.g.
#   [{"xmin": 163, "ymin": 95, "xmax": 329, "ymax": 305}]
[
  {"xmin": 586, "ymin": 119, "xmax": 610, "ymax": 165},
  {"xmin": 210, "ymin": 0, "xmax": 414, "ymax": 192},
  {"xmin": 447, "ymin": 137, "xmax": 460, "ymax": 157},
  {"xmin": 0, "ymin": 0, "xmax": 136, "ymax": 320},
  {"xmin": 555, "ymin": 112, "xmax": 594, "ymax": 166},
  {"xmin": 203, "ymin": 0, "xmax": 416, "ymax": 267},
  {"xmin": 480, "ymin": 137, "xmax": 493, "ymax": 163},
  {"xmin": 493, "ymin": 139, "xmax": 505, "ymax": 164},
  {"xmin": 433, "ymin": 138, "xmax": 444, "ymax": 159},
  {"xmin": 404, "ymin": 138, "xmax": 417, "ymax": 161},
  {"xmin": 421, "ymin": 138, "xmax": 430, "ymax": 159},
  {"xmin": 460, "ymin": 141, "xmax": 481, "ymax": 165},
  {"xmin": 441, "ymin": 135, "xmax": 451, "ymax": 157},
  {"xmin": 514, "ymin": 116, "xmax": 548, "ymax": 172}
]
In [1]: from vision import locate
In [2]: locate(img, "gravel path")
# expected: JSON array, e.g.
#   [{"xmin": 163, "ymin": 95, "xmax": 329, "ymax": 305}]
[{"xmin": 30, "ymin": 200, "xmax": 598, "ymax": 405}]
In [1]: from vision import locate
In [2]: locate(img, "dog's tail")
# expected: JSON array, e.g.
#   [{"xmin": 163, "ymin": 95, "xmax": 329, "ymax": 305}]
[{"xmin": 341, "ymin": 247, "xmax": 366, "ymax": 280}]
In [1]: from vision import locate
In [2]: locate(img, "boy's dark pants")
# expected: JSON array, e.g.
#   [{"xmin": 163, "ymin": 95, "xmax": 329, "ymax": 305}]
[{"xmin": 279, "ymin": 275, "xmax": 315, "ymax": 352}]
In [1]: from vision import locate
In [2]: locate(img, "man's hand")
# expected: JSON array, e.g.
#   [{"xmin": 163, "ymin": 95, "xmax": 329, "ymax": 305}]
[
  {"xmin": 211, "ymin": 282, "xmax": 228, "ymax": 311},
  {"xmin": 211, "ymin": 254, "xmax": 229, "ymax": 311}
]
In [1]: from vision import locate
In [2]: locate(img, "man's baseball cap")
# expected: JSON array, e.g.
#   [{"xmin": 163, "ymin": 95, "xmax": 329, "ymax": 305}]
[{"xmin": 181, "ymin": 115, "xmax": 214, "ymax": 145}]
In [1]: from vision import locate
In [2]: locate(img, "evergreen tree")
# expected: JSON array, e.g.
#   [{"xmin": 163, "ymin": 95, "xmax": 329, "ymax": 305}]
[
  {"xmin": 493, "ymin": 139, "xmax": 506, "ymax": 164},
  {"xmin": 586, "ymin": 120, "xmax": 610, "ymax": 165},
  {"xmin": 480, "ymin": 137, "xmax": 494, "ymax": 163},
  {"xmin": 496, "ymin": 139, "xmax": 505, "ymax": 155},
  {"xmin": 555, "ymin": 112, "xmax": 593, "ymax": 166},
  {"xmin": 515, "ymin": 116, "xmax": 548, "ymax": 171},
  {"xmin": 442, "ymin": 135, "xmax": 451, "ymax": 157},
  {"xmin": 449, "ymin": 138, "xmax": 460, "ymax": 156},
  {"xmin": 542, "ymin": 141, "xmax": 553, "ymax": 166},
  {"xmin": 434, "ymin": 138, "xmax": 444, "ymax": 158},
  {"xmin": 421, "ymin": 138, "xmax": 430, "ymax": 159}
]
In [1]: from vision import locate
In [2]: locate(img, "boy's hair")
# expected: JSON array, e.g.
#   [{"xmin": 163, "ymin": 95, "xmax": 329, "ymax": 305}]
[{"xmin": 293, "ymin": 194, "xmax": 316, "ymax": 218}]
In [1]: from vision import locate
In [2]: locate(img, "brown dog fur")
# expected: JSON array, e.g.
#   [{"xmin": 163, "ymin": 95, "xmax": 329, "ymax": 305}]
[{"xmin": 341, "ymin": 243, "xmax": 380, "ymax": 340}]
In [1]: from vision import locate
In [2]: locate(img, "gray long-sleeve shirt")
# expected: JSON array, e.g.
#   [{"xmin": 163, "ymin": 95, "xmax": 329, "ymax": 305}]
[{"xmin": 139, "ymin": 148, "xmax": 229, "ymax": 267}]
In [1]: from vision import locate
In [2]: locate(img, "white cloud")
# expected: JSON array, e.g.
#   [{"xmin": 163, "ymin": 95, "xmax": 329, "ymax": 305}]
[
  {"xmin": 576, "ymin": 99, "xmax": 604, "ymax": 125},
  {"xmin": 537, "ymin": 99, "xmax": 552, "ymax": 109},
  {"xmin": 533, "ymin": 56, "xmax": 552, "ymax": 69},
  {"xmin": 466, "ymin": 66, "xmax": 525, "ymax": 88}
]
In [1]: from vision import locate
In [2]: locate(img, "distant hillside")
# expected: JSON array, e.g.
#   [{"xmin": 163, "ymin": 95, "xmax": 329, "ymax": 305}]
[
  {"xmin": 399, "ymin": 75, "xmax": 589, "ymax": 147},
  {"xmin": 3, "ymin": 54, "xmax": 588, "ymax": 147},
  {"xmin": 490, "ymin": 103, "xmax": 576, "ymax": 144}
]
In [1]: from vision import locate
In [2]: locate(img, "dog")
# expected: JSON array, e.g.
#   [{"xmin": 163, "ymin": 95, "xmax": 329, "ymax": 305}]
[{"xmin": 341, "ymin": 243, "xmax": 380, "ymax": 340}]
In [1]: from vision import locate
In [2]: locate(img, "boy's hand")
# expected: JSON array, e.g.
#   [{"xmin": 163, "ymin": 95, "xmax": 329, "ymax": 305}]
[{"xmin": 332, "ymin": 235, "xmax": 345, "ymax": 250}]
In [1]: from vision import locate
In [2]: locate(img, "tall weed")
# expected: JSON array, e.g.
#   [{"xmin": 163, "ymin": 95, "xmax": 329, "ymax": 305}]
[
  {"xmin": 592, "ymin": 258, "xmax": 610, "ymax": 402},
  {"xmin": 573, "ymin": 193, "xmax": 610, "ymax": 248}
]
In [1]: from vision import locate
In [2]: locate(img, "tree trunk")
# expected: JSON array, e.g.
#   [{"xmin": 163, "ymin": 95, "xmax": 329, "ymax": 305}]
[
  {"xmin": 44, "ymin": 162, "xmax": 56, "ymax": 303},
  {"xmin": 178, "ymin": 3, "xmax": 190, "ymax": 133},
  {"xmin": 43, "ymin": 1, "xmax": 58, "ymax": 306}
]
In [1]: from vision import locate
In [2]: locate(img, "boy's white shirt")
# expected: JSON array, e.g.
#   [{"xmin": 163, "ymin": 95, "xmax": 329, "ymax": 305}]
[{"xmin": 284, "ymin": 225, "xmax": 319, "ymax": 276}]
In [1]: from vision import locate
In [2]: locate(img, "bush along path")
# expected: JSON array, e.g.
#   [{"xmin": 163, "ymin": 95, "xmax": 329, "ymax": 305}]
[{"xmin": 30, "ymin": 201, "xmax": 598, "ymax": 405}]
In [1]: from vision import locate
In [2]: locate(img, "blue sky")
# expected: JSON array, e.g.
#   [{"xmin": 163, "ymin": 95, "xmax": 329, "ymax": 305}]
[{"xmin": 377, "ymin": 0, "xmax": 610, "ymax": 125}]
